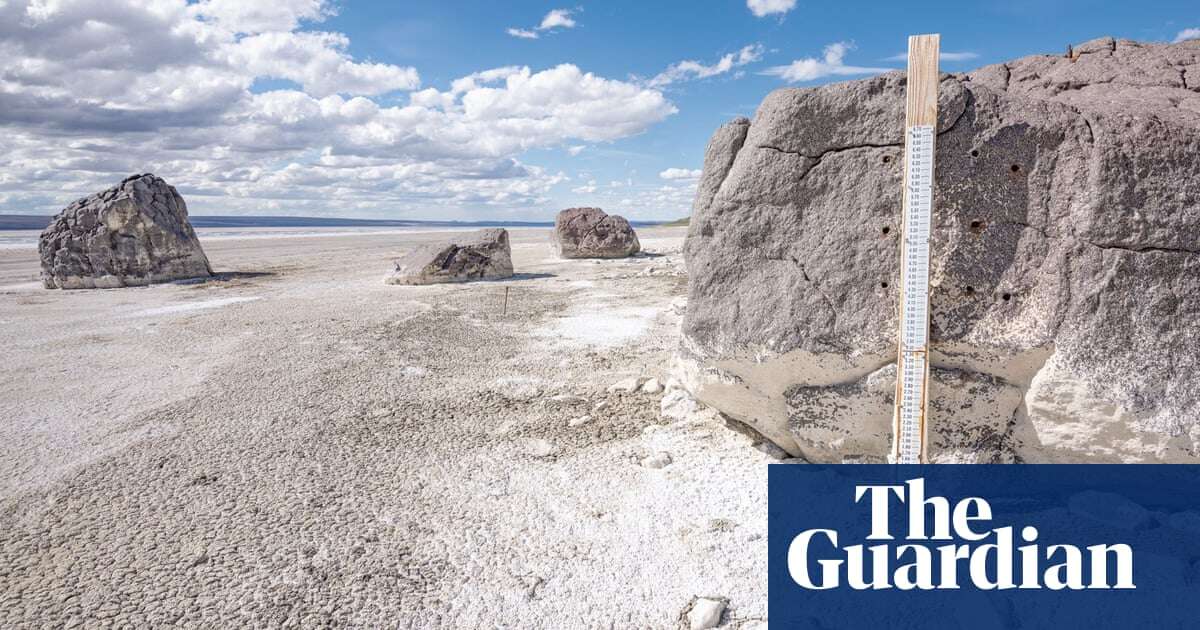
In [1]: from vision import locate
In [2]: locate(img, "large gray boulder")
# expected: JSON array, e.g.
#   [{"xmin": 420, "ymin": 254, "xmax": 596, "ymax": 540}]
[
  {"xmin": 386, "ymin": 228, "xmax": 513, "ymax": 285},
  {"xmin": 39, "ymin": 174, "xmax": 212, "ymax": 289},
  {"xmin": 677, "ymin": 37, "xmax": 1200, "ymax": 464},
  {"xmin": 553, "ymin": 207, "xmax": 641, "ymax": 258}
]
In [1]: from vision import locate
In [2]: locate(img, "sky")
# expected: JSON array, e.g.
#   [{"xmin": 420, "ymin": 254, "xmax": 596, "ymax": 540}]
[{"xmin": 0, "ymin": 1, "xmax": 1197, "ymax": 221}]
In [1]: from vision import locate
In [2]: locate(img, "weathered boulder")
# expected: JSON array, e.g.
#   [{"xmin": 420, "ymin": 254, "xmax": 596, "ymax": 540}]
[
  {"xmin": 39, "ymin": 174, "xmax": 212, "ymax": 289},
  {"xmin": 677, "ymin": 37, "xmax": 1200, "ymax": 463},
  {"xmin": 386, "ymin": 228, "xmax": 513, "ymax": 285},
  {"xmin": 553, "ymin": 207, "xmax": 641, "ymax": 258}
]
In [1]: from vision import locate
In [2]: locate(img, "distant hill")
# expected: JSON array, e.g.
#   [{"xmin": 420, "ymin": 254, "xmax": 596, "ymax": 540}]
[
  {"xmin": 662, "ymin": 217, "xmax": 690, "ymax": 227},
  {"xmin": 0, "ymin": 214, "xmax": 682, "ymax": 231},
  {"xmin": 0, "ymin": 215, "xmax": 52, "ymax": 230}
]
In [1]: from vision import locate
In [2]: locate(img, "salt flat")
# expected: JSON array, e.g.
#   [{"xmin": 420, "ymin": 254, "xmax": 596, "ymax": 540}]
[{"xmin": 0, "ymin": 226, "xmax": 773, "ymax": 628}]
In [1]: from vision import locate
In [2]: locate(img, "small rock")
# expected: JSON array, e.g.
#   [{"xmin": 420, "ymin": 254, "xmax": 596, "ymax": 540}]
[
  {"xmin": 519, "ymin": 575, "xmax": 545, "ymax": 600},
  {"xmin": 641, "ymin": 452, "xmax": 672, "ymax": 469},
  {"xmin": 661, "ymin": 389, "xmax": 700, "ymax": 421},
  {"xmin": 522, "ymin": 439, "xmax": 559, "ymax": 458},
  {"xmin": 607, "ymin": 377, "xmax": 644, "ymax": 393},
  {"xmin": 544, "ymin": 394, "xmax": 588, "ymax": 409},
  {"xmin": 688, "ymin": 597, "xmax": 726, "ymax": 630},
  {"xmin": 185, "ymin": 544, "xmax": 209, "ymax": 568},
  {"xmin": 568, "ymin": 415, "xmax": 593, "ymax": 427},
  {"xmin": 640, "ymin": 378, "xmax": 664, "ymax": 394},
  {"xmin": 753, "ymin": 440, "xmax": 791, "ymax": 460},
  {"xmin": 494, "ymin": 376, "xmax": 545, "ymax": 401},
  {"xmin": 402, "ymin": 366, "xmax": 428, "ymax": 378},
  {"xmin": 707, "ymin": 518, "xmax": 737, "ymax": 533},
  {"xmin": 592, "ymin": 400, "xmax": 611, "ymax": 413}
]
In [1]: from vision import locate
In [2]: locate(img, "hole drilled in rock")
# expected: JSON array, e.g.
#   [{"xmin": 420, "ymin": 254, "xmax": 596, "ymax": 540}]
[
  {"xmin": 882, "ymin": 226, "xmax": 891, "ymax": 235},
  {"xmin": 1002, "ymin": 293, "xmax": 1012, "ymax": 301},
  {"xmin": 970, "ymin": 149, "xmax": 980, "ymax": 158},
  {"xmin": 1010, "ymin": 164, "xmax": 1021, "ymax": 173},
  {"xmin": 965, "ymin": 286, "xmax": 976, "ymax": 295},
  {"xmin": 882, "ymin": 155, "xmax": 892, "ymax": 163},
  {"xmin": 970, "ymin": 220, "xmax": 983, "ymax": 230},
  {"xmin": 881, "ymin": 281, "xmax": 889, "ymax": 289}
]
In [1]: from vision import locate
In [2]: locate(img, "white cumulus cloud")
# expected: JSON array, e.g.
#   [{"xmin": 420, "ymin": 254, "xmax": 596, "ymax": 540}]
[
  {"xmin": 506, "ymin": 8, "xmax": 578, "ymax": 39},
  {"xmin": 1174, "ymin": 28, "xmax": 1200, "ymax": 43},
  {"xmin": 567, "ymin": 178, "xmax": 699, "ymax": 220},
  {"xmin": 747, "ymin": 0, "xmax": 796, "ymax": 18},
  {"xmin": 540, "ymin": 9, "xmax": 577, "ymax": 30},
  {"xmin": 572, "ymin": 179, "xmax": 598, "ymax": 194},
  {"xmin": 189, "ymin": 0, "xmax": 333, "ymax": 33},
  {"xmin": 231, "ymin": 31, "xmax": 420, "ymax": 97},
  {"xmin": 648, "ymin": 44, "xmax": 764, "ymax": 87},
  {"xmin": 659, "ymin": 168, "xmax": 701, "ymax": 180},
  {"xmin": 506, "ymin": 28, "xmax": 539, "ymax": 39},
  {"xmin": 0, "ymin": 0, "xmax": 676, "ymax": 218},
  {"xmin": 762, "ymin": 42, "xmax": 891, "ymax": 83}
]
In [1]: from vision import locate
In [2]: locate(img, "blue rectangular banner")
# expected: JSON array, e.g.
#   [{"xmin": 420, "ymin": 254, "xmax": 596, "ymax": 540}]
[{"xmin": 768, "ymin": 465, "xmax": 1200, "ymax": 629}]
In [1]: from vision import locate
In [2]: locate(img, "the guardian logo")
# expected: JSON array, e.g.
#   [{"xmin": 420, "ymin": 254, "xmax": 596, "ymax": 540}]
[{"xmin": 788, "ymin": 478, "xmax": 1135, "ymax": 591}]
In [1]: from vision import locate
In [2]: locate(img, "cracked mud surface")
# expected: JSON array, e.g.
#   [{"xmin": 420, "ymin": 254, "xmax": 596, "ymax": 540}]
[{"xmin": 0, "ymin": 227, "xmax": 774, "ymax": 628}]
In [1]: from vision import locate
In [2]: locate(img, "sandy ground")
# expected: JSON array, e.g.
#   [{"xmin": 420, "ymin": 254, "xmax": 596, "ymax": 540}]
[{"xmin": 0, "ymin": 227, "xmax": 776, "ymax": 628}]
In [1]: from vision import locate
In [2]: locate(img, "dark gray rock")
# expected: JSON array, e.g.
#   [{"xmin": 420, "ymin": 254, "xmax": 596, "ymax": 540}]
[
  {"xmin": 386, "ymin": 228, "xmax": 513, "ymax": 285},
  {"xmin": 676, "ymin": 38, "xmax": 1200, "ymax": 463},
  {"xmin": 553, "ymin": 207, "xmax": 640, "ymax": 259},
  {"xmin": 39, "ymin": 174, "xmax": 212, "ymax": 289}
]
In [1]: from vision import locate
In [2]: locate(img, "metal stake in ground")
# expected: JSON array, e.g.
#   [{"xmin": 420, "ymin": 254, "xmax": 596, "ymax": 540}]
[{"xmin": 891, "ymin": 33, "xmax": 939, "ymax": 465}]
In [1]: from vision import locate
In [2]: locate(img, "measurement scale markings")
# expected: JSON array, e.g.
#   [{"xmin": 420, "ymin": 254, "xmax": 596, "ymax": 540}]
[{"xmin": 895, "ymin": 123, "xmax": 936, "ymax": 464}]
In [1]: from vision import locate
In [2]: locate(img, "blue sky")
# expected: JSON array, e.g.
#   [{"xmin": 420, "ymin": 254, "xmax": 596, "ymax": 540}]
[{"xmin": 0, "ymin": 0, "xmax": 1196, "ymax": 221}]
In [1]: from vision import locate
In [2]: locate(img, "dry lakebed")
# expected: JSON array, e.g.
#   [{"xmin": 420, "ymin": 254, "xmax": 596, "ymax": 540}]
[{"xmin": 0, "ymin": 225, "xmax": 775, "ymax": 628}]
